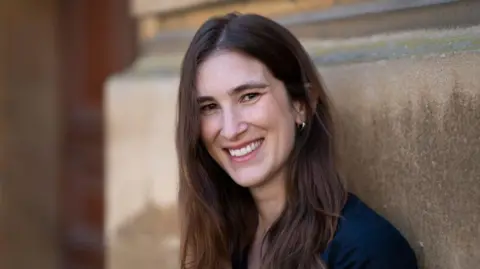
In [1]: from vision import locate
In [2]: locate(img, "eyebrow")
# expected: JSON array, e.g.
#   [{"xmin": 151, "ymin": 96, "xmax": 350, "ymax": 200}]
[{"xmin": 197, "ymin": 82, "xmax": 269, "ymax": 103}]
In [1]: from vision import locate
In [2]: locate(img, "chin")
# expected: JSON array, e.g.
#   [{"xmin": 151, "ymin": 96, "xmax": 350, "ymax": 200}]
[{"xmin": 230, "ymin": 173, "xmax": 267, "ymax": 188}]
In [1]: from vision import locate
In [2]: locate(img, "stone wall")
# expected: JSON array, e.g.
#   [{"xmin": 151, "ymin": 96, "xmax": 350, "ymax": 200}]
[
  {"xmin": 105, "ymin": 75, "xmax": 181, "ymax": 269},
  {"xmin": 136, "ymin": 0, "xmax": 337, "ymax": 40},
  {"xmin": 326, "ymin": 51, "xmax": 480, "ymax": 269},
  {"xmin": 105, "ymin": 33, "xmax": 480, "ymax": 269},
  {"xmin": 131, "ymin": 0, "xmax": 225, "ymax": 16}
]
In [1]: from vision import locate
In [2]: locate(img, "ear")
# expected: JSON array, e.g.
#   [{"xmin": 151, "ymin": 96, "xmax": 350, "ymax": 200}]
[{"xmin": 292, "ymin": 100, "xmax": 306, "ymax": 125}]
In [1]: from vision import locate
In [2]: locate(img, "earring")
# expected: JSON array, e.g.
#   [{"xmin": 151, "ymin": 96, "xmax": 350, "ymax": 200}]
[{"xmin": 298, "ymin": 122, "xmax": 306, "ymax": 131}]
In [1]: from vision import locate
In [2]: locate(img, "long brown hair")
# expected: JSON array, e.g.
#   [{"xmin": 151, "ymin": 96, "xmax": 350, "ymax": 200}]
[{"xmin": 176, "ymin": 13, "xmax": 347, "ymax": 269}]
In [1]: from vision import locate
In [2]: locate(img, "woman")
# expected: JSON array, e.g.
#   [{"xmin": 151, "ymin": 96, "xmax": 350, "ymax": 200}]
[{"xmin": 175, "ymin": 12, "xmax": 417, "ymax": 269}]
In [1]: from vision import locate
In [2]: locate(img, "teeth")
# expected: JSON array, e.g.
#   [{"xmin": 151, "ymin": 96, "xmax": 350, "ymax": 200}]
[{"xmin": 229, "ymin": 140, "xmax": 262, "ymax": 157}]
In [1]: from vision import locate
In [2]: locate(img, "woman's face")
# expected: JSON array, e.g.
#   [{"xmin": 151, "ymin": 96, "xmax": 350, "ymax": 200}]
[{"xmin": 196, "ymin": 50, "xmax": 305, "ymax": 188}]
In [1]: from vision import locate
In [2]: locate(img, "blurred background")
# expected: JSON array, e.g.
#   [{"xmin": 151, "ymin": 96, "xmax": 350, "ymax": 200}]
[{"xmin": 1, "ymin": 0, "xmax": 479, "ymax": 268}]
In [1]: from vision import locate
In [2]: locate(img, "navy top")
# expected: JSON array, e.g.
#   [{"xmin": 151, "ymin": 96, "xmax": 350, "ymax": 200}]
[{"xmin": 233, "ymin": 193, "xmax": 418, "ymax": 269}]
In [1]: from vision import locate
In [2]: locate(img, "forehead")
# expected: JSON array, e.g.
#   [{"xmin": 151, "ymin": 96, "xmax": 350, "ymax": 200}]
[{"xmin": 196, "ymin": 51, "xmax": 272, "ymax": 96}]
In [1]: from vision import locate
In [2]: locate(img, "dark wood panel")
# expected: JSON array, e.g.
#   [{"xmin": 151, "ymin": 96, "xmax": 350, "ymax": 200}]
[{"xmin": 58, "ymin": 0, "xmax": 136, "ymax": 268}]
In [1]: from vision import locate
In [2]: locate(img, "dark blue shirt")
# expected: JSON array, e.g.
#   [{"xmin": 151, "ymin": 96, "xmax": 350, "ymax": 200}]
[{"xmin": 233, "ymin": 193, "xmax": 418, "ymax": 269}]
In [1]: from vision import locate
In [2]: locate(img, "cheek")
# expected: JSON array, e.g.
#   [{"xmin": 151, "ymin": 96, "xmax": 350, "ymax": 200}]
[
  {"xmin": 200, "ymin": 116, "xmax": 220, "ymax": 148},
  {"xmin": 243, "ymin": 96, "xmax": 280, "ymax": 127},
  {"xmin": 252, "ymin": 96, "xmax": 295, "ymax": 131},
  {"xmin": 265, "ymin": 101, "xmax": 297, "ymax": 149},
  {"xmin": 244, "ymin": 106, "xmax": 269, "ymax": 127}
]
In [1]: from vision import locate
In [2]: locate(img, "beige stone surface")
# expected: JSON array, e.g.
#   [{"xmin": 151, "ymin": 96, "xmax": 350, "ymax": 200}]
[
  {"xmin": 135, "ymin": 0, "xmax": 335, "ymax": 34},
  {"xmin": 105, "ymin": 74, "xmax": 181, "ymax": 268},
  {"xmin": 325, "ymin": 51, "xmax": 480, "ymax": 269},
  {"xmin": 131, "ymin": 0, "xmax": 221, "ymax": 16},
  {"xmin": 108, "ymin": 204, "xmax": 180, "ymax": 269},
  {"xmin": 106, "ymin": 50, "xmax": 479, "ymax": 269},
  {"xmin": 105, "ymin": 75, "xmax": 180, "ymax": 237}
]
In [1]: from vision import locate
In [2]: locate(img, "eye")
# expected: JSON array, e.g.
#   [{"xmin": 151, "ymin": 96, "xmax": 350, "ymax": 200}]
[
  {"xmin": 240, "ymin": 92, "xmax": 260, "ymax": 103},
  {"xmin": 200, "ymin": 103, "xmax": 218, "ymax": 115}
]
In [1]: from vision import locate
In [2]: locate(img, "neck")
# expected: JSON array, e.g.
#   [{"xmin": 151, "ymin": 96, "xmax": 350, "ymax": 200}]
[{"xmin": 249, "ymin": 171, "xmax": 286, "ymax": 232}]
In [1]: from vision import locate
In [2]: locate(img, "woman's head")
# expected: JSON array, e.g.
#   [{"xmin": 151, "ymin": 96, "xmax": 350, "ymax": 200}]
[
  {"xmin": 197, "ymin": 49, "xmax": 305, "ymax": 188},
  {"xmin": 176, "ymin": 13, "xmax": 346, "ymax": 269}
]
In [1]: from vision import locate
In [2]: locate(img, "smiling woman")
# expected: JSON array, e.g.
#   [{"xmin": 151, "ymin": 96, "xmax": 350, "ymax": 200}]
[
  {"xmin": 196, "ymin": 50, "xmax": 303, "ymax": 189},
  {"xmin": 175, "ymin": 12, "xmax": 418, "ymax": 269}
]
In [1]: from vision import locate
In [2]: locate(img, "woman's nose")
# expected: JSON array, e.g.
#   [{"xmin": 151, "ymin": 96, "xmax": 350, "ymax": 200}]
[{"xmin": 220, "ymin": 109, "xmax": 248, "ymax": 140}]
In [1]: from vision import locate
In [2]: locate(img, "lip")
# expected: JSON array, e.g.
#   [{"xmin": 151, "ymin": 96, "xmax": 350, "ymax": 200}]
[
  {"xmin": 225, "ymin": 138, "xmax": 264, "ymax": 163},
  {"xmin": 223, "ymin": 138, "xmax": 264, "ymax": 150}
]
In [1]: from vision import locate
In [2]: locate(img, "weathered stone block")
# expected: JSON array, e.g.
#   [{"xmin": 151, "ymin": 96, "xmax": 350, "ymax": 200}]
[
  {"xmin": 325, "ymin": 51, "xmax": 480, "ymax": 269},
  {"xmin": 105, "ymin": 75, "xmax": 181, "ymax": 268}
]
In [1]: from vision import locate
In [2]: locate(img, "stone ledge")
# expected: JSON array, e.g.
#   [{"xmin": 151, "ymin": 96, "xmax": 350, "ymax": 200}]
[
  {"xmin": 305, "ymin": 25, "xmax": 480, "ymax": 66},
  {"xmin": 126, "ymin": 25, "xmax": 480, "ymax": 76},
  {"xmin": 278, "ymin": 0, "xmax": 455, "ymax": 26},
  {"xmin": 139, "ymin": 0, "xmax": 479, "ymax": 51}
]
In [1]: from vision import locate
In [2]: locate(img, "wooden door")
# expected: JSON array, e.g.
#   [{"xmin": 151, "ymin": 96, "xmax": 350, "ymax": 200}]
[{"xmin": 58, "ymin": 0, "xmax": 136, "ymax": 268}]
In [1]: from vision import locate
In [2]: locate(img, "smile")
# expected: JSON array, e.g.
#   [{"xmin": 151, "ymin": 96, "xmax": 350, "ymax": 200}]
[{"xmin": 227, "ymin": 139, "xmax": 263, "ymax": 159}]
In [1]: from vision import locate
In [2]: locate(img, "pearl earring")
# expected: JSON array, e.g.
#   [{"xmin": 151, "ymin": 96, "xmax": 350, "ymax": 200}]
[{"xmin": 298, "ymin": 122, "xmax": 306, "ymax": 131}]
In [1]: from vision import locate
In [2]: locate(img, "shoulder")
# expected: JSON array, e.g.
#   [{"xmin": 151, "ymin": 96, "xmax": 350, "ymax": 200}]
[{"xmin": 321, "ymin": 193, "xmax": 418, "ymax": 269}]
